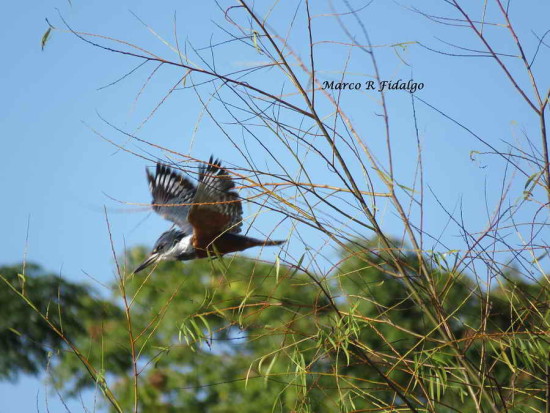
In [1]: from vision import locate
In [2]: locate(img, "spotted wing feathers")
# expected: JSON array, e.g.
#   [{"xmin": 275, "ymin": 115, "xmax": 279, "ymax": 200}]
[
  {"xmin": 146, "ymin": 164, "xmax": 196, "ymax": 233},
  {"xmin": 188, "ymin": 156, "xmax": 243, "ymax": 239}
]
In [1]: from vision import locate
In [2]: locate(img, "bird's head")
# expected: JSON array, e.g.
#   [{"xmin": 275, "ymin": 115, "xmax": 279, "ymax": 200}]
[{"xmin": 134, "ymin": 229, "xmax": 186, "ymax": 273}]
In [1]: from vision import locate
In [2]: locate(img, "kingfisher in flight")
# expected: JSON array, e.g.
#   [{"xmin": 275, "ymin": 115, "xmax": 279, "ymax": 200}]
[{"xmin": 134, "ymin": 156, "xmax": 285, "ymax": 273}]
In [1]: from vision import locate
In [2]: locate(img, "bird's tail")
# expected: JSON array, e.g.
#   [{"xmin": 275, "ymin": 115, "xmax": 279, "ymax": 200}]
[
  {"xmin": 246, "ymin": 238, "xmax": 286, "ymax": 248},
  {"xmin": 263, "ymin": 239, "xmax": 286, "ymax": 246}
]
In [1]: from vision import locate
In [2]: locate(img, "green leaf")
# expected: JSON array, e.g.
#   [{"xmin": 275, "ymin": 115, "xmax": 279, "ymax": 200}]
[
  {"xmin": 275, "ymin": 255, "xmax": 280, "ymax": 283},
  {"xmin": 8, "ymin": 328, "xmax": 21, "ymax": 336},
  {"xmin": 41, "ymin": 27, "xmax": 52, "ymax": 51},
  {"xmin": 251, "ymin": 30, "xmax": 262, "ymax": 54}
]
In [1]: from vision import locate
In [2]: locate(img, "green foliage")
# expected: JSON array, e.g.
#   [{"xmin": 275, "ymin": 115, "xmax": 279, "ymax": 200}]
[
  {"xmin": 0, "ymin": 263, "xmax": 121, "ymax": 381},
  {"xmin": 51, "ymin": 247, "xmax": 336, "ymax": 412},
  {"xmin": 2, "ymin": 241, "xmax": 548, "ymax": 412}
]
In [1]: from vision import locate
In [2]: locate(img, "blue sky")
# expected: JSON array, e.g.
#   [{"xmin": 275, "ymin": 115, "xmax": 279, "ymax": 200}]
[{"xmin": 1, "ymin": 0, "xmax": 548, "ymax": 411}]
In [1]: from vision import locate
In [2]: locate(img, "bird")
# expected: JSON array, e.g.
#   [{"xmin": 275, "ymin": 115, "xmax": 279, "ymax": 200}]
[{"xmin": 134, "ymin": 156, "xmax": 285, "ymax": 273}]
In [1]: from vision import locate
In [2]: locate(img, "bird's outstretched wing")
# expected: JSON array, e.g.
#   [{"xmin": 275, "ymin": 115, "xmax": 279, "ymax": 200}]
[
  {"xmin": 188, "ymin": 156, "xmax": 243, "ymax": 248},
  {"xmin": 147, "ymin": 163, "xmax": 197, "ymax": 233}
]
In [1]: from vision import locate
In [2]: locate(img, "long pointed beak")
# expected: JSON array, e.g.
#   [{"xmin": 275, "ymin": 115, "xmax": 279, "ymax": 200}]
[{"xmin": 134, "ymin": 253, "xmax": 160, "ymax": 274}]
